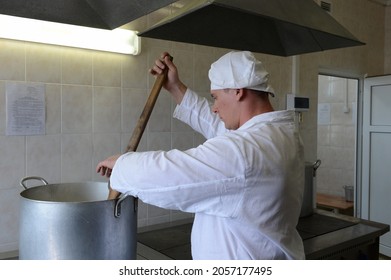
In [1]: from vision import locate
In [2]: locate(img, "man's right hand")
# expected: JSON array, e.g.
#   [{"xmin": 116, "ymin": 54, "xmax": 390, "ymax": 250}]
[{"xmin": 149, "ymin": 52, "xmax": 187, "ymax": 104}]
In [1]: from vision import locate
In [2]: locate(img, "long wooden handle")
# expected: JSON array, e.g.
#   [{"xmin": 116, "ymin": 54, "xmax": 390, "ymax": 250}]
[
  {"xmin": 125, "ymin": 71, "xmax": 168, "ymax": 153},
  {"xmin": 108, "ymin": 60, "xmax": 170, "ymax": 200}
]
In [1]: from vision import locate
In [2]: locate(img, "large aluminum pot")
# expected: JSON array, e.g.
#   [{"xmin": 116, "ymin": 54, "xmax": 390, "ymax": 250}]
[
  {"xmin": 18, "ymin": 176, "xmax": 137, "ymax": 260},
  {"xmin": 300, "ymin": 160, "xmax": 321, "ymax": 217}
]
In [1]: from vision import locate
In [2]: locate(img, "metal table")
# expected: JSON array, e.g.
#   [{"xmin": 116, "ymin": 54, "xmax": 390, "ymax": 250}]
[{"xmin": 302, "ymin": 210, "xmax": 389, "ymax": 260}]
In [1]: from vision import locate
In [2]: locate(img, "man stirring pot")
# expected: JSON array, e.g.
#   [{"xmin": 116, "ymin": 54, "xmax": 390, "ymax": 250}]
[{"xmin": 96, "ymin": 51, "xmax": 305, "ymax": 260}]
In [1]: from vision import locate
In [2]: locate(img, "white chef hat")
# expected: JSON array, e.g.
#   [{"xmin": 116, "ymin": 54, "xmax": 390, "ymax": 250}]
[{"xmin": 208, "ymin": 51, "xmax": 274, "ymax": 97}]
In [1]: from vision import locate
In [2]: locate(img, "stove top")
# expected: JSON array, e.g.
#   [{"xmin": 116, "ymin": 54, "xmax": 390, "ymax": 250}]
[{"xmin": 137, "ymin": 213, "xmax": 357, "ymax": 260}]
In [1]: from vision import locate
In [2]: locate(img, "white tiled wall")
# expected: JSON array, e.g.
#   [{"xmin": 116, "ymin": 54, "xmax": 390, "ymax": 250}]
[
  {"xmin": 0, "ymin": 34, "xmax": 294, "ymax": 253},
  {"xmin": 316, "ymin": 75, "xmax": 358, "ymax": 196},
  {"xmin": 0, "ymin": 39, "xmax": 213, "ymax": 252}
]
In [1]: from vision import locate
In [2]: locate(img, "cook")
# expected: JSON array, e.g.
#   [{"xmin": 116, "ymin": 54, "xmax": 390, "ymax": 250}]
[{"xmin": 96, "ymin": 50, "xmax": 305, "ymax": 260}]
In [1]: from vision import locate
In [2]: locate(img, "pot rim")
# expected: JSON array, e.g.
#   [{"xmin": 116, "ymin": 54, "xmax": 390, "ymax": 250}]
[{"xmin": 19, "ymin": 181, "xmax": 115, "ymax": 204}]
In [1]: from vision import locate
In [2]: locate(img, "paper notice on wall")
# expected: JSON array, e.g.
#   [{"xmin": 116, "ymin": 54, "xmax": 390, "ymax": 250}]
[
  {"xmin": 318, "ymin": 103, "xmax": 331, "ymax": 125},
  {"xmin": 6, "ymin": 82, "xmax": 46, "ymax": 136}
]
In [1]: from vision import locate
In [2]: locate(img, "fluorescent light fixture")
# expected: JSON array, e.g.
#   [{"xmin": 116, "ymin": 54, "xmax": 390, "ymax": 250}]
[{"xmin": 0, "ymin": 14, "xmax": 140, "ymax": 55}]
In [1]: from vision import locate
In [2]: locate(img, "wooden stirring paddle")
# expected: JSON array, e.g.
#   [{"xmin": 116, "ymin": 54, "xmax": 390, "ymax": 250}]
[{"xmin": 107, "ymin": 56, "xmax": 172, "ymax": 200}]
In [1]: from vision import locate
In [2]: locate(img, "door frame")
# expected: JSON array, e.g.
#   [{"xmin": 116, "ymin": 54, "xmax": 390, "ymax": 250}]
[
  {"xmin": 318, "ymin": 67, "xmax": 365, "ymax": 217},
  {"xmin": 361, "ymin": 74, "xmax": 391, "ymax": 218},
  {"xmin": 361, "ymin": 74, "xmax": 391, "ymax": 257}
]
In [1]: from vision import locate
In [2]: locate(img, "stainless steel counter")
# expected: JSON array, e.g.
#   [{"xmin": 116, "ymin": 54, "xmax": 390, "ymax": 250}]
[
  {"xmin": 137, "ymin": 210, "xmax": 390, "ymax": 260},
  {"xmin": 303, "ymin": 210, "xmax": 389, "ymax": 259}
]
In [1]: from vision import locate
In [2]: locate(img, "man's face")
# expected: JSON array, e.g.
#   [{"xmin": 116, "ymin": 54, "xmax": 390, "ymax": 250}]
[{"xmin": 210, "ymin": 89, "xmax": 240, "ymax": 130}]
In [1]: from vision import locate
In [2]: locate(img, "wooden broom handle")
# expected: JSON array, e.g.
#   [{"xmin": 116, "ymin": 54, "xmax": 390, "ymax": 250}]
[{"xmin": 108, "ymin": 57, "xmax": 172, "ymax": 200}]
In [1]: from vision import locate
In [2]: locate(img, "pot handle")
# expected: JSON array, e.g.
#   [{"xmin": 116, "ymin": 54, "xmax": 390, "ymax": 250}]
[
  {"xmin": 20, "ymin": 176, "xmax": 49, "ymax": 190},
  {"xmin": 114, "ymin": 194, "xmax": 127, "ymax": 218},
  {"xmin": 312, "ymin": 159, "xmax": 321, "ymax": 176},
  {"xmin": 114, "ymin": 195, "xmax": 138, "ymax": 218},
  {"xmin": 313, "ymin": 159, "xmax": 321, "ymax": 170}
]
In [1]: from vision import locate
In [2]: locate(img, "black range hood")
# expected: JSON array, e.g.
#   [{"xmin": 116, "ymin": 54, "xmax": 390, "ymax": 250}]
[
  {"xmin": 139, "ymin": 0, "xmax": 365, "ymax": 56},
  {"xmin": 0, "ymin": 0, "xmax": 177, "ymax": 29}
]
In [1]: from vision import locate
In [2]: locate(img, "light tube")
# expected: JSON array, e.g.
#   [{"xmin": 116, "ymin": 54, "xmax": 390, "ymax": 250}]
[{"xmin": 0, "ymin": 14, "xmax": 140, "ymax": 55}]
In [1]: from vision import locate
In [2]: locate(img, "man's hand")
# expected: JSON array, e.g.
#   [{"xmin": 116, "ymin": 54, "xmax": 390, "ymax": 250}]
[
  {"xmin": 149, "ymin": 52, "xmax": 187, "ymax": 104},
  {"xmin": 96, "ymin": 154, "xmax": 121, "ymax": 178}
]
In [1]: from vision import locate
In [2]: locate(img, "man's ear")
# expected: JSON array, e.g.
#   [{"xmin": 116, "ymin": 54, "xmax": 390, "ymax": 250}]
[{"xmin": 235, "ymin": 88, "xmax": 245, "ymax": 101}]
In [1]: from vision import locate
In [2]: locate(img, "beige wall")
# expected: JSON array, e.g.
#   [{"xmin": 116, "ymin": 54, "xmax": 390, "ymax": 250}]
[{"xmin": 0, "ymin": 0, "xmax": 387, "ymax": 253}]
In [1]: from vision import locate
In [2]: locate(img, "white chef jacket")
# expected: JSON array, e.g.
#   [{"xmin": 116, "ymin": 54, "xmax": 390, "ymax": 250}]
[{"xmin": 111, "ymin": 89, "xmax": 305, "ymax": 260}]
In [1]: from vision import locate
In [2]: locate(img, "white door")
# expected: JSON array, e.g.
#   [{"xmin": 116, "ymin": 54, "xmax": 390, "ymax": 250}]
[{"xmin": 362, "ymin": 75, "xmax": 391, "ymax": 257}]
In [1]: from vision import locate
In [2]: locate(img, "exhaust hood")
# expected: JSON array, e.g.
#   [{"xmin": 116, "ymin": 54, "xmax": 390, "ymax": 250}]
[
  {"xmin": 0, "ymin": 0, "xmax": 365, "ymax": 57},
  {"xmin": 139, "ymin": 0, "xmax": 365, "ymax": 56},
  {"xmin": 0, "ymin": 0, "xmax": 177, "ymax": 29}
]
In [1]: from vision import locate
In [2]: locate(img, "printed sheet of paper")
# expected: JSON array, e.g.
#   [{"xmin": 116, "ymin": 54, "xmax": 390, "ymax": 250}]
[
  {"xmin": 317, "ymin": 103, "xmax": 331, "ymax": 125},
  {"xmin": 6, "ymin": 82, "xmax": 45, "ymax": 136}
]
